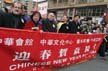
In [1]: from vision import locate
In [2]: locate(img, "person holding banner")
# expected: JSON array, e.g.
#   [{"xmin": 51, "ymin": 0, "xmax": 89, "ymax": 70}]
[
  {"xmin": 24, "ymin": 11, "xmax": 42, "ymax": 31},
  {"xmin": 1, "ymin": 2, "xmax": 24, "ymax": 29},
  {"xmin": 58, "ymin": 15, "xmax": 70, "ymax": 33},
  {"xmin": 68, "ymin": 15, "xmax": 81, "ymax": 34},
  {"xmin": 99, "ymin": 23, "xmax": 108, "ymax": 57},
  {"xmin": 42, "ymin": 13, "xmax": 57, "ymax": 32}
]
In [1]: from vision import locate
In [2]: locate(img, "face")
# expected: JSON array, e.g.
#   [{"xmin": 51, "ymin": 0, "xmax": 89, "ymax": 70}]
[
  {"xmin": 87, "ymin": 20, "xmax": 92, "ymax": 24},
  {"xmin": 8, "ymin": 7, "xmax": 12, "ymax": 13},
  {"xmin": 6, "ymin": 6, "xmax": 12, "ymax": 13},
  {"xmin": 12, "ymin": 3, "xmax": 22, "ymax": 15},
  {"xmin": 48, "ymin": 13, "xmax": 55, "ymax": 21},
  {"xmin": 62, "ymin": 15, "xmax": 68, "ymax": 22},
  {"xmin": 74, "ymin": 16, "xmax": 80, "ymax": 22},
  {"xmin": 21, "ymin": 8, "xmax": 26, "ymax": 15},
  {"xmin": 21, "ymin": 6, "xmax": 27, "ymax": 15},
  {"xmin": 106, "ymin": 24, "xmax": 108, "ymax": 28},
  {"xmin": 33, "ymin": 13, "xmax": 40, "ymax": 22}
]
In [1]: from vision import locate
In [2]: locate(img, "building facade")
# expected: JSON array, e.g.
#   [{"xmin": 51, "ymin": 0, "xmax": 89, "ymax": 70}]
[{"xmin": 48, "ymin": 0, "xmax": 108, "ymax": 21}]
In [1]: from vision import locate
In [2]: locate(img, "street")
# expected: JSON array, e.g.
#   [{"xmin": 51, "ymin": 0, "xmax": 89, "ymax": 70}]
[{"xmin": 53, "ymin": 55, "xmax": 108, "ymax": 71}]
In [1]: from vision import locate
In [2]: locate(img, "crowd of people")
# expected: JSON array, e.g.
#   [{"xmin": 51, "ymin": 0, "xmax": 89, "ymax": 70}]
[{"xmin": 0, "ymin": 2, "xmax": 108, "ymax": 57}]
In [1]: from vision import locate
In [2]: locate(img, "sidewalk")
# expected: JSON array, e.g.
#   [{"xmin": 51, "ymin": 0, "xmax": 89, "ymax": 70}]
[{"xmin": 53, "ymin": 55, "xmax": 108, "ymax": 71}]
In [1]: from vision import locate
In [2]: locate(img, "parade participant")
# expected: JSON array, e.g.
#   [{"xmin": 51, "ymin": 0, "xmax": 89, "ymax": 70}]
[
  {"xmin": 80, "ymin": 17, "xmax": 93, "ymax": 34},
  {"xmin": 1, "ymin": 2, "xmax": 24, "ymax": 29},
  {"xmin": 99, "ymin": 23, "xmax": 108, "ymax": 57},
  {"xmin": 68, "ymin": 15, "xmax": 81, "ymax": 34},
  {"xmin": 42, "ymin": 13, "xmax": 57, "ymax": 32},
  {"xmin": 58, "ymin": 15, "xmax": 70, "ymax": 33},
  {"xmin": 24, "ymin": 11, "xmax": 42, "ymax": 31}
]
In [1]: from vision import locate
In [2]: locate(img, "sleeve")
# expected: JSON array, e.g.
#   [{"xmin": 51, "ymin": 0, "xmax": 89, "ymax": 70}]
[
  {"xmin": 0, "ymin": 12, "xmax": 5, "ymax": 27},
  {"xmin": 42, "ymin": 20, "xmax": 49, "ymax": 32},
  {"xmin": 58, "ymin": 24, "xmax": 65, "ymax": 33}
]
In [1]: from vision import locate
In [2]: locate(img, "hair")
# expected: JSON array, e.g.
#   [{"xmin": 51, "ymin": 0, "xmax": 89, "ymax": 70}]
[
  {"xmin": 22, "ymin": 5, "xmax": 27, "ymax": 10},
  {"xmin": 86, "ymin": 17, "xmax": 92, "ymax": 21},
  {"xmin": 30, "ymin": 11, "xmax": 42, "ymax": 21},
  {"xmin": 48, "ymin": 12, "xmax": 55, "ymax": 17},
  {"xmin": 12, "ymin": 1, "xmax": 23, "ymax": 9},
  {"xmin": 62, "ymin": 15, "xmax": 69, "ymax": 21},
  {"xmin": 63, "ymin": 15, "xmax": 68, "ymax": 18},
  {"xmin": 4, "ymin": 7, "xmax": 8, "ymax": 13},
  {"xmin": 74, "ymin": 15, "xmax": 80, "ymax": 18}
]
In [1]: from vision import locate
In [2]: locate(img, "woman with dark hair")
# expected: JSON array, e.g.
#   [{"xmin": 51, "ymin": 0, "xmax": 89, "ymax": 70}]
[
  {"xmin": 24, "ymin": 11, "xmax": 42, "ymax": 31},
  {"xmin": 58, "ymin": 15, "xmax": 70, "ymax": 33}
]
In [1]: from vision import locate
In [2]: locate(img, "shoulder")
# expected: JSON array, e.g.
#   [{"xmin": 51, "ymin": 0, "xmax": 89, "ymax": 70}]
[
  {"xmin": 23, "ymin": 15, "xmax": 30, "ymax": 20},
  {"xmin": 42, "ymin": 18, "xmax": 47, "ymax": 21},
  {"xmin": 58, "ymin": 22, "xmax": 64, "ymax": 25},
  {"xmin": 42, "ymin": 19, "xmax": 49, "ymax": 24},
  {"xmin": 25, "ymin": 20, "xmax": 33, "ymax": 24},
  {"xmin": 41, "ymin": 19, "xmax": 47, "ymax": 23},
  {"xmin": 69, "ymin": 21, "xmax": 74, "ymax": 25}
]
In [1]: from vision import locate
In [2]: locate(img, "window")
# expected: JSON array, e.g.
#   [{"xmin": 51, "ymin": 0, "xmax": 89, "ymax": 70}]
[
  {"xmin": 79, "ymin": 0, "xmax": 87, "ymax": 4},
  {"xmin": 97, "ymin": 0, "xmax": 104, "ymax": 2},
  {"xmin": 77, "ymin": 6, "xmax": 106, "ymax": 17},
  {"xmin": 58, "ymin": 0, "xmax": 63, "ymax": 3},
  {"xmin": 53, "ymin": 0, "xmax": 57, "ymax": 3}
]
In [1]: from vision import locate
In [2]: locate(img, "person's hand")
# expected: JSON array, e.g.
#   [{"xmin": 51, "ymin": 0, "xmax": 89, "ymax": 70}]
[
  {"xmin": 77, "ymin": 32, "xmax": 80, "ymax": 34},
  {"xmin": 40, "ymin": 30, "xmax": 43, "ymax": 32},
  {"xmin": 32, "ymin": 27, "xmax": 39, "ymax": 31}
]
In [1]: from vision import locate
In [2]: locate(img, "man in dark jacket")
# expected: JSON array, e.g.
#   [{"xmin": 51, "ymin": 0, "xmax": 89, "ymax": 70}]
[
  {"xmin": 1, "ymin": 2, "xmax": 24, "ymax": 29},
  {"xmin": 68, "ymin": 15, "xmax": 81, "ymax": 34},
  {"xmin": 42, "ymin": 13, "xmax": 57, "ymax": 32}
]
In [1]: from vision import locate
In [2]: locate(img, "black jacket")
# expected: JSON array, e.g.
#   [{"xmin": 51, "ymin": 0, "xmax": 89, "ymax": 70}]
[
  {"xmin": 59, "ymin": 23, "xmax": 70, "ymax": 33},
  {"xmin": 0, "ymin": 10, "xmax": 6, "ymax": 27},
  {"xmin": 68, "ymin": 20, "xmax": 81, "ymax": 34},
  {"xmin": 1, "ymin": 13, "xmax": 24, "ymax": 29},
  {"xmin": 42, "ymin": 18, "xmax": 57, "ymax": 32}
]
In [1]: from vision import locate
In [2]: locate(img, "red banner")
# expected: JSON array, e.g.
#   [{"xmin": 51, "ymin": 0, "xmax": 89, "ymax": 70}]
[{"xmin": 0, "ymin": 28, "xmax": 104, "ymax": 71}]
